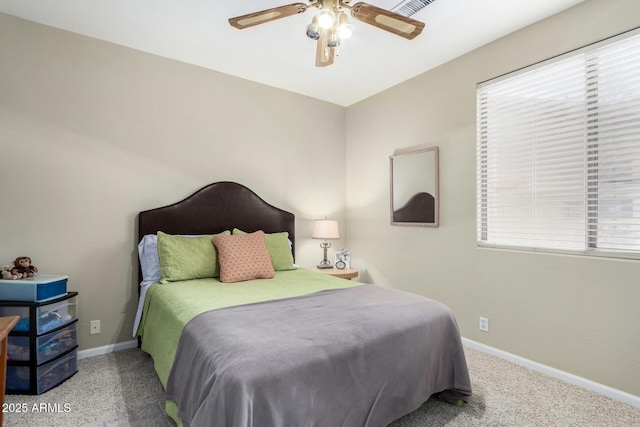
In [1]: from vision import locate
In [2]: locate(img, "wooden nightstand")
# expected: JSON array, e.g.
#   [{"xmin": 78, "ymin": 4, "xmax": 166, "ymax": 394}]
[{"xmin": 311, "ymin": 268, "xmax": 358, "ymax": 280}]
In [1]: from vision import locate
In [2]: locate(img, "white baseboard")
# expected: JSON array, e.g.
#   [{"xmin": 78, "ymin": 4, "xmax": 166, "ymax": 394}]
[
  {"xmin": 77, "ymin": 339, "xmax": 138, "ymax": 360},
  {"xmin": 462, "ymin": 337, "xmax": 640, "ymax": 410}
]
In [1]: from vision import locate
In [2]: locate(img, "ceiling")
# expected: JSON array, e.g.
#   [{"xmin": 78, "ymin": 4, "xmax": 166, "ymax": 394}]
[{"xmin": 0, "ymin": 0, "xmax": 584, "ymax": 106}]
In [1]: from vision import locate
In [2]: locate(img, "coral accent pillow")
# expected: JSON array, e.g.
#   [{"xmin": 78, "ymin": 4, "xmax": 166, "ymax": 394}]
[
  {"xmin": 212, "ymin": 231, "xmax": 275, "ymax": 283},
  {"xmin": 232, "ymin": 228, "xmax": 295, "ymax": 271}
]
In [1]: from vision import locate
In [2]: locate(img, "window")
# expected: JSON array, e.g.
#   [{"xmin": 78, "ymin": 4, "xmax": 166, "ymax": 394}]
[{"xmin": 477, "ymin": 28, "xmax": 640, "ymax": 259}]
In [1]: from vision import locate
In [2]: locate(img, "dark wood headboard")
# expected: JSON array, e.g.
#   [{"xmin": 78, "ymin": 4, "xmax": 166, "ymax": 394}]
[{"xmin": 137, "ymin": 181, "xmax": 295, "ymax": 282}]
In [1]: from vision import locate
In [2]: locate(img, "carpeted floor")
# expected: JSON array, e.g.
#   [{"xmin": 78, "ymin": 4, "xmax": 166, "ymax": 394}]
[{"xmin": 4, "ymin": 346, "xmax": 639, "ymax": 426}]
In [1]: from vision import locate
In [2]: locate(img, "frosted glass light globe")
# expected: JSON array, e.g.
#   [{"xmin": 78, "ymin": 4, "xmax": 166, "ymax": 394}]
[{"xmin": 317, "ymin": 9, "xmax": 336, "ymax": 29}]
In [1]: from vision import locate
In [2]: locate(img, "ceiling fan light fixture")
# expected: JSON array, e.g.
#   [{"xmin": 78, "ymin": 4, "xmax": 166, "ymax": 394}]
[
  {"xmin": 337, "ymin": 13, "xmax": 353, "ymax": 40},
  {"xmin": 306, "ymin": 16, "xmax": 321, "ymax": 40},
  {"xmin": 317, "ymin": 8, "xmax": 336, "ymax": 29},
  {"xmin": 228, "ymin": 1, "xmax": 426, "ymax": 68}
]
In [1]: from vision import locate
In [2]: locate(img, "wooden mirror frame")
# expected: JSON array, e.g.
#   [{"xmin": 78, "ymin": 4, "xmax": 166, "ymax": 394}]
[{"xmin": 389, "ymin": 146, "xmax": 439, "ymax": 227}]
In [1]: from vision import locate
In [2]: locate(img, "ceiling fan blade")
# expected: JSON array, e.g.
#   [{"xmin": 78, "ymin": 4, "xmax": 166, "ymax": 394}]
[
  {"xmin": 229, "ymin": 3, "xmax": 309, "ymax": 29},
  {"xmin": 349, "ymin": 2, "xmax": 425, "ymax": 40},
  {"xmin": 315, "ymin": 32, "xmax": 334, "ymax": 67}
]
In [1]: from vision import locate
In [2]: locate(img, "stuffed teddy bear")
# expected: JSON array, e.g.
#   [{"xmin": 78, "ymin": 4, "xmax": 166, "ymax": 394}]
[
  {"xmin": 1, "ymin": 264, "xmax": 21, "ymax": 280},
  {"xmin": 11, "ymin": 256, "xmax": 38, "ymax": 278}
]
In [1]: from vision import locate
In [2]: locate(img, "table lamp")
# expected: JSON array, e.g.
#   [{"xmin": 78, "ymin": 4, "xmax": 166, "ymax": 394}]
[{"xmin": 312, "ymin": 219, "xmax": 339, "ymax": 269}]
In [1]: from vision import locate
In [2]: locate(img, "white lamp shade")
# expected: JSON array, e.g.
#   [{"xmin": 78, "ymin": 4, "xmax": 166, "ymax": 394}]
[{"xmin": 312, "ymin": 220, "xmax": 340, "ymax": 239}]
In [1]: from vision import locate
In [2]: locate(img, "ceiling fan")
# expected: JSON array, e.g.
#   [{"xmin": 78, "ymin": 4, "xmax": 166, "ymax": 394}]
[{"xmin": 229, "ymin": 0, "xmax": 425, "ymax": 67}]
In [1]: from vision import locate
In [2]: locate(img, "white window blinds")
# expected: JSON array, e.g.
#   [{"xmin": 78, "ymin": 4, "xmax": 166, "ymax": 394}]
[{"xmin": 477, "ymin": 28, "xmax": 640, "ymax": 259}]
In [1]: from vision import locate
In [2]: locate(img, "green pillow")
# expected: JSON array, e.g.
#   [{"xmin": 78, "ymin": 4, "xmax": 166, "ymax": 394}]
[
  {"xmin": 157, "ymin": 231, "xmax": 230, "ymax": 282},
  {"xmin": 233, "ymin": 228, "xmax": 295, "ymax": 271}
]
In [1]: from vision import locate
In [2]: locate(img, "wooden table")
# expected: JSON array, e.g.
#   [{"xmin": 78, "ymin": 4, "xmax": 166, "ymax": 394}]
[
  {"xmin": 0, "ymin": 316, "xmax": 19, "ymax": 426},
  {"xmin": 311, "ymin": 267, "xmax": 359, "ymax": 280}
]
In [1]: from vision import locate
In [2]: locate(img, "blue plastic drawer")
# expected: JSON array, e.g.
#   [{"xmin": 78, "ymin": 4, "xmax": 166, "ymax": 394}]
[
  {"xmin": 37, "ymin": 322, "xmax": 77, "ymax": 364},
  {"xmin": 6, "ymin": 365, "xmax": 30, "ymax": 391},
  {"xmin": 37, "ymin": 349, "xmax": 77, "ymax": 394},
  {"xmin": 0, "ymin": 275, "xmax": 67, "ymax": 302},
  {"xmin": 0, "ymin": 306, "xmax": 30, "ymax": 332},
  {"xmin": 0, "ymin": 294, "xmax": 77, "ymax": 334},
  {"xmin": 6, "ymin": 349, "xmax": 78, "ymax": 394},
  {"xmin": 36, "ymin": 296, "xmax": 77, "ymax": 334},
  {"xmin": 7, "ymin": 336, "xmax": 30, "ymax": 362}
]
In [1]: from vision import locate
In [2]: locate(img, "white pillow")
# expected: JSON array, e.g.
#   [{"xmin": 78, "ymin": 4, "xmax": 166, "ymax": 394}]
[{"xmin": 138, "ymin": 234, "xmax": 161, "ymax": 285}]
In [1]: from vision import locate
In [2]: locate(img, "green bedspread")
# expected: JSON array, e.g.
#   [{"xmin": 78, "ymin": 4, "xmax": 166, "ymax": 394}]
[{"xmin": 137, "ymin": 268, "xmax": 360, "ymax": 387}]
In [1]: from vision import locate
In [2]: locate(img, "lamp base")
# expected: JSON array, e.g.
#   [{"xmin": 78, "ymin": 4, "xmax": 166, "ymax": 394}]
[
  {"xmin": 317, "ymin": 242, "xmax": 333, "ymax": 269},
  {"xmin": 316, "ymin": 262, "xmax": 333, "ymax": 269}
]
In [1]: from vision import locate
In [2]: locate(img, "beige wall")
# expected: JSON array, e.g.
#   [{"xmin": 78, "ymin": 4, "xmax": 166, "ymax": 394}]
[
  {"xmin": 0, "ymin": 13, "xmax": 347, "ymax": 349},
  {"xmin": 346, "ymin": 0, "xmax": 640, "ymax": 397}
]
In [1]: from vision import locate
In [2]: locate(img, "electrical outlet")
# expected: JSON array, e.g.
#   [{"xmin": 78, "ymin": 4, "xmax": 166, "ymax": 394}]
[
  {"xmin": 90, "ymin": 320, "xmax": 101, "ymax": 335},
  {"xmin": 479, "ymin": 317, "xmax": 489, "ymax": 332}
]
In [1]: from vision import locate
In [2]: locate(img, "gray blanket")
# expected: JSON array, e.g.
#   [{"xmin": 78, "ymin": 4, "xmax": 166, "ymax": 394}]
[{"xmin": 165, "ymin": 284, "xmax": 471, "ymax": 427}]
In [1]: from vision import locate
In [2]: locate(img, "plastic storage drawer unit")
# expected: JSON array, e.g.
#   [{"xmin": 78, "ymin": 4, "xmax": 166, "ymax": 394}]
[
  {"xmin": 1, "ymin": 291, "xmax": 79, "ymax": 394},
  {"xmin": 6, "ymin": 349, "xmax": 78, "ymax": 394}
]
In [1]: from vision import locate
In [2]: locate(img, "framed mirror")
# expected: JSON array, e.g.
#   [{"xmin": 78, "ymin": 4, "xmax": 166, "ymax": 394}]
[{"xmin": 389, "ymin": 146, "xmax": 439, "ymax": 227}]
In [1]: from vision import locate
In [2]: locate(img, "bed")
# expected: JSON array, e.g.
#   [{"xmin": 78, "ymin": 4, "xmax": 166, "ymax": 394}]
[{"xmin": 136, "ymin": 181, "xmax": 471, "ymax": 427}]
